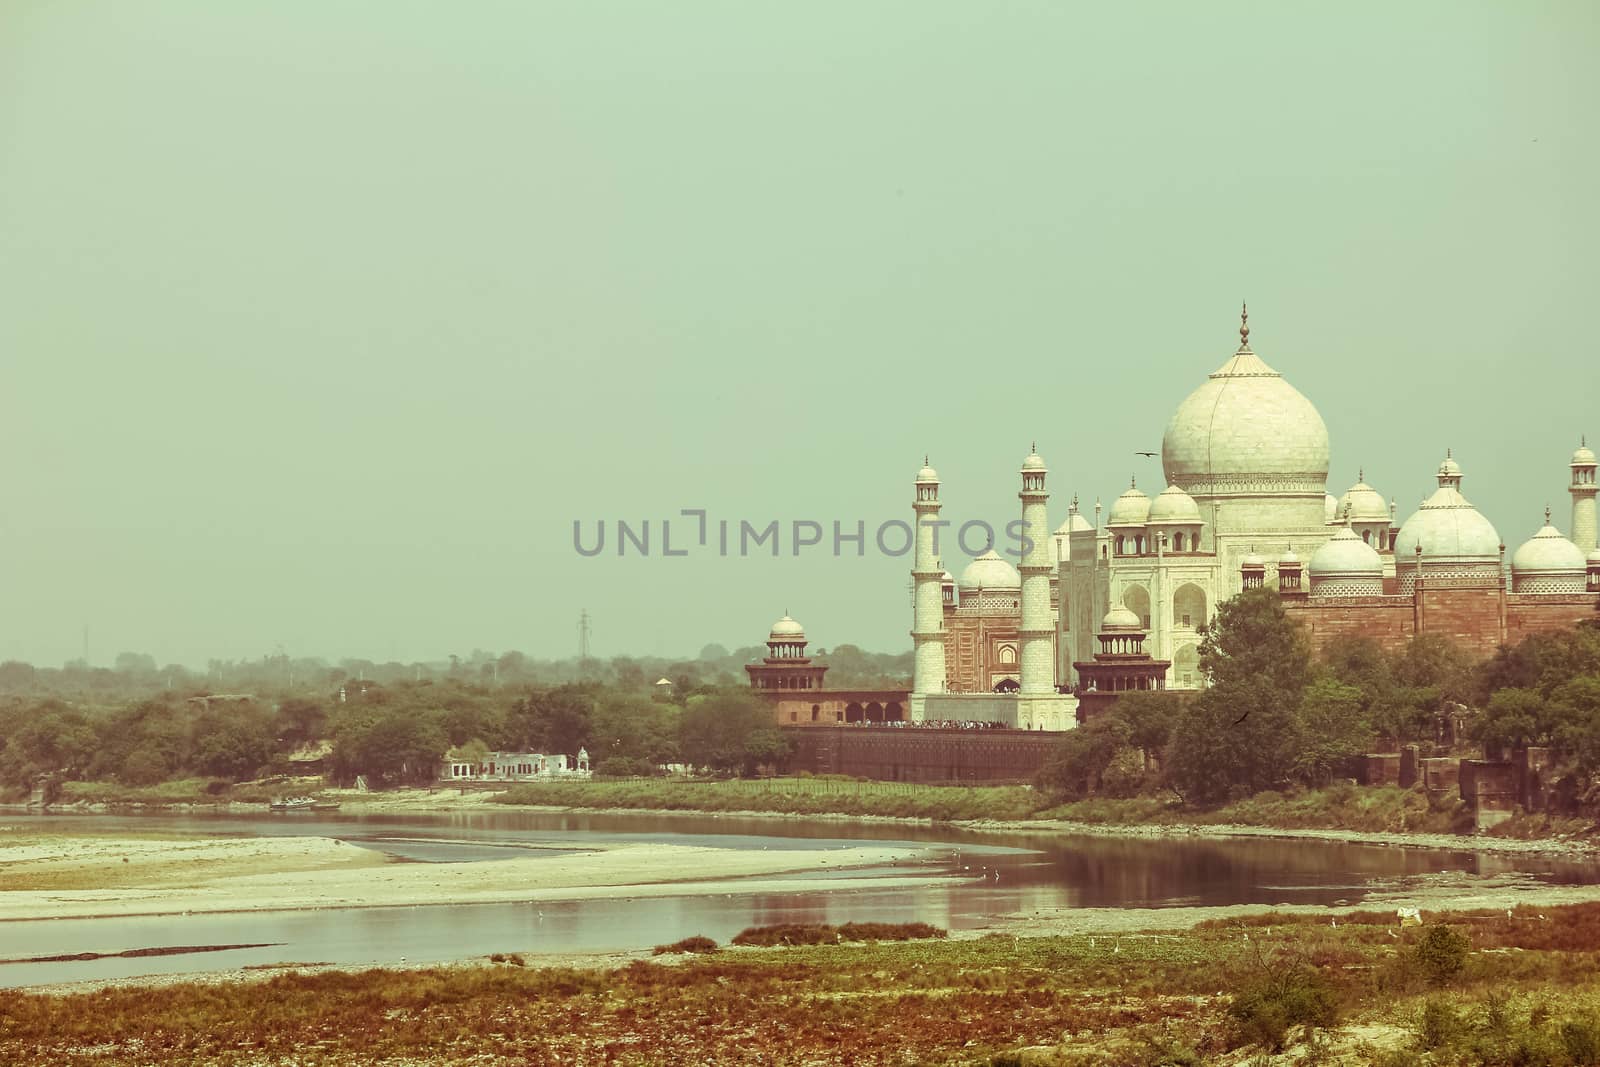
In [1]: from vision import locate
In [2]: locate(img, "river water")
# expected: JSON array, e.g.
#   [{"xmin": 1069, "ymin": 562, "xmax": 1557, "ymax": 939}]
[{"xmin": 3, "ymin": 809, "xmax": 1597, "ymax": 988}]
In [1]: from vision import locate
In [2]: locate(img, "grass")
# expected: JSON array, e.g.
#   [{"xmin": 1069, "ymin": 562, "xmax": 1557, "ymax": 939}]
[
  {"xmin": 10, "ymin": 903, "xmax": 1600, "ymax": 1064},
  {"xmin": 652, "ymin": 935, "xmax": 719, "ymax": 955},
  {"xmin": 55, "ymin": 777, "xmax": 325, "ymax": 807},
  {"xmin": 729, "ymin": 921, "xmax": 946, "ymax": 947},
  {"xmin": 493, "ymin": 776, "xmax": 1043, "ymax": 821}
]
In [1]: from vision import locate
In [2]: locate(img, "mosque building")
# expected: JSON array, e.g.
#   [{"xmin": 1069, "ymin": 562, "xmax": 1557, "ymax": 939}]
[{"xmin": 906, "ymin": 306, "xmax": 1599, "ymax": 724}]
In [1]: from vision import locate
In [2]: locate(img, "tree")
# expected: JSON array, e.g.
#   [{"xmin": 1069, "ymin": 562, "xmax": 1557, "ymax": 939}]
[
  {"xmin": 1294, "ymin": 677, "xmax": 1372, "ymax": 786},
  {"xmin": 678, "ymin": 691, "xmax": 788, "ymax": 776},
  {"xmin": 1198, "ymin": 588, "xmax": 1311, "ymax": 696},
  {"xmin": 1167, "ymin": 679, "xmax": 1304, "ymax": 803},
  {"xmin": 1037, "ymin": 716, "xmax": 1128, "ymax": 799},
  {"xmin": 505, "ymin": 686, "xmax": 595, "ymax": 757},
  {"xmin": 191, "ymin": 712, "xmax": 276, "ymax": 780},
  {"xmin": 329, "ymin": 709, "xmax": 446, "ymax": 786},
  {"xmin": 1161, "ymin": 589, "xmax": 1315, "ymax": 803},
  {"xmin": 274, "ymin": 698, "xmax": 328, "ymax": 745}
]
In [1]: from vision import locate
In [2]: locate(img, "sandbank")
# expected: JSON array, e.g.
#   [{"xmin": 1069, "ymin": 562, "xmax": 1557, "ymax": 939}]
[{"xmin": 0, "ymin": 831, "xmax": 940, "ymax": 922}]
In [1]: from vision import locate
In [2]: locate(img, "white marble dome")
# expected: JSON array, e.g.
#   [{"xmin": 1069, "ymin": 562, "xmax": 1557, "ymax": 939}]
[
  {"xmin": 1511, "ymin": 516, "xmax": 1586, "ymax": 591},
  {"xmin": 1279, "ymin": 547, "xmax": 1301, "ymax": 566},
  {"xmin": 1309, "ymin": 525, "xmax": 1384, "ymax": 579},
  {"xmin": 1338, "ymin": 474, "xmax": 1391, "ymax": 524},
  {"xmin": 1575, "ymin": 441, "xmax": 1597, "ymax": 466},
  {"xmin": 1395, "ymin": 457, "xmax": 1501, "ymax": 565},
  {"xmin": 958, "ymin": 549, "xmax": 1021, "ymax": 590},
  {"xmin": 1162, "ymin": 322, "xmax": 1329, "ymax": 498},
  {"xmin": 1394, "ymin": 455, "xmax": 1502, "ymax": 593},
  {"xmin": 768, "ymin": 615, "xmax": 806, "ymax": 639},
  {"xmin": 1107, "ymin": 481, "xmax": 1151, "ymax": 526},
  {"xmin": 916, "ymin": 461, "xmax": 939, "ymax": 483},
  {"xmin": 1022, "ymin": 450, "xmax": 1046, "ymax": 471},
  {"xmin": 1147, "ymin": 484, "xmax": 1202, "ymax": 524},
  {"xmin": 1101, "ymin": 605, "xmax": 1143, "ymax": 631}
]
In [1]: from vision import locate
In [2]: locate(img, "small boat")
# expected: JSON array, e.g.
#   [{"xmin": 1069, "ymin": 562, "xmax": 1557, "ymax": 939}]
[
  {"xmin": 309, "ymin": 799, "xmax": 341, "ymax": 812},
  {"xmin": 269, "ymin": 796, "xmax": 315, "ymax": 812}
]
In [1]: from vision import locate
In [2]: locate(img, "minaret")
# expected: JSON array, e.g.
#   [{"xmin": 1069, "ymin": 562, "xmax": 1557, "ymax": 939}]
[
  {"xmin": 1571, "ymin": 437, "xmax": 1598, "ymax": 554},
  {"xmin": 1018, "ymin": 445, "xmax": 1053, "ymax": 694},
  {"xmin": 910, "ymin": 458, "xmax": 947, "ymax": 703}
]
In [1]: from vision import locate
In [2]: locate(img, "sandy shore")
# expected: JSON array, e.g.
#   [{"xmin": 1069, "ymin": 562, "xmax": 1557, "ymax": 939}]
[{"xmin": 0, "ymin": 831, "xmax": 940, "ymax": 922}]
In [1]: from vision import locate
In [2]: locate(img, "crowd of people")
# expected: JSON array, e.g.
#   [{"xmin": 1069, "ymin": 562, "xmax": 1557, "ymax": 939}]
[{"xmin": 850, "ymin": 718, "xmax": 1008, "ymax": 730}]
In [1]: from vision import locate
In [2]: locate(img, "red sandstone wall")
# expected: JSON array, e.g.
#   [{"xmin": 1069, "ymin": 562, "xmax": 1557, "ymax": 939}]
[
  {"xmin": 1417, "ymin": 583, "xmax": 1506, "ymax": 659},
  {"xmin": 1506, "ymin": 596, "xmax": 1600, "ymax": 643},
  {"xmin": 1284, "ymin": 597, "xmax": 1414, "ymax": 657},
  {"xmin": 1288, "ymin": 589, "xmax": 1599, "ymax": 662},
  {"xmin": 779, "ymin": 725, "xmax": 1059, "ymax": 783}
]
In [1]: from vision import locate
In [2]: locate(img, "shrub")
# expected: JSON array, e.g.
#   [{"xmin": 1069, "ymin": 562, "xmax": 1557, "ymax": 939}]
[
  {"xmin": 1416, "ymin": 998, "xmax": 1463, "ymax": 1050},
  {"xmin": 1411, "ymin": 925, "xmax": 1470, "ymax": 986},
  {"xmin": 730, "ymin": 922, "xmax": 946, "ymax": 948},
  {"xmin": 652, "ymin": 936, "xmax": 718, "ymax": 956},
  {"xmin": 1226, "ymin": 964, "xmax": 1339, "ymax": 1051},
  {"xmin": 1562, "ymin": 1017, "xmax": 1600, "ymax": 1065}
]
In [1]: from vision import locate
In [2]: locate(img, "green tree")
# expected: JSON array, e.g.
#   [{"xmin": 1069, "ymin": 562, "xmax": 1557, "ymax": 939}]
[
  {"xmin": 505, "ymin": 686, "xmax": 595, "ymax": 757},
  {"xmin": 1198, "ymin": 588, "xmax": 1311, "ymax": 695},
  {"xmin": 1167, "ymin": 591, "xmax": 1313, "ymax": 804},
  {"xmin": 274, "ymin": 698, "xmax": 328, "ymax": 746},
  {"xmin": 1294, "ymin": 676, "xmax": 1372, "ymax": 786},
  {"xmin": 678, "ymin": 690, "xmax": 788, "ymax": 776}
]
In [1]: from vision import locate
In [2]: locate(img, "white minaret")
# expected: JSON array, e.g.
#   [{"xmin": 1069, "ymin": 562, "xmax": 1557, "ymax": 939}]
[
  {"xmin": 910, "ymin": 458, "xmax": 947, "ymax": 702},
  {"xmin": 1571, "ymin": 437, "xmax": 1598, "ymax": 554},
  {"xmin": 1018, "ymin": 445, "xmax": 1053, "ymax": 694}
]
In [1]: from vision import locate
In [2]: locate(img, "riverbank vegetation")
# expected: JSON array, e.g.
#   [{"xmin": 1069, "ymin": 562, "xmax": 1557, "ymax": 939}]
[
  {"xmin": 8, "ymin": 903, "xmax": 1600, "ymax": 1064},
  {"xmin": 1037, "ymin": 591, "xmax": 1600, "ymax": 821}
]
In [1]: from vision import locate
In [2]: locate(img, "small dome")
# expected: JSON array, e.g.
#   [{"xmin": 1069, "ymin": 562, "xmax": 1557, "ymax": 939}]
[
  {"xmin": 1309, "ymin": 525, "xmax": 1384, "ymax": 579},
  {"xmin": 940, "ymin": 571, "xmax": 955, "ymax": 583},
  {"xmin": 1575, "ymin": 441, "xmax": 1597, "ymax": 466},
  {"xmin": 958, "ymin": 549, "xmax": 1021, "ymax": 590},
  {"xmin": 1022, "ymin": 450, "xmax": 1047, "ymax": 471},
  {"xmin": 1101, "ymin": 606, "xmax": 1143, "ymax": 631},
  {"xmin": 1591, "ymin": 547, "xmax": 1600, "ymax": 564},
  {"xmin": 1107, "ymin": 480, "xmax": 1151, "ymax": 526},
  {"xmin": 1279, "ymin": 548, "xmax": 1301, "ymax": 566},
  {"xmin": 1338, "ymin": 473, "xmax": 1391, "ymax": 525},
  {"xmin": 1395, "ymin": 455, "xmax": 1501, "ymax": 564},
  {"xmin": 1055, "ymin": 511, "xmax": 1095, "ymax": 535},
  {"xmin": 1147, "ymin": 484, "xmax": 1202, "ymax": 525},
  {"xmin": 916, "ymin": 459, "xmax": 939, "ymax": 482},
  {"xmin": 1242, "ymin": 550, "xmax": 1266, "ymax": 568},
  {"xmin": 1511, "ymin": 518, "xmax": 1586, "ymax": 576},
  {"xmin": 768, "ymin": 615, "xmax": 805, "ymax": 639}
]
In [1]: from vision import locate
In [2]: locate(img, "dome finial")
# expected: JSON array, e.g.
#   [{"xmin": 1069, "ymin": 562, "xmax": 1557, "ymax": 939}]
[
  {"xmin": 1239, "ymin": 301, "xmax": 1249, "ymax": 348},
  {"xmin": 1546, "ymin": 505, "xmax": 1552, "ymax": 525},
  {"xmin": 924, "ymin": 453, "xmax": 929, "ymax": 466},
  {"xmin": 1447, "ymin": 447, "xmax": 1453, "ymax": 459},
  {"xmin": 1031, "ymin": 440, "xmax": 1036, "ymax": 454},
  {"xmin": 1358, "ymin": 466, "xmax": 1364, "ymax": 482},
  {"xmin": 1130, "ymin": 474, "xmax": 1137, "ymax": 489}
]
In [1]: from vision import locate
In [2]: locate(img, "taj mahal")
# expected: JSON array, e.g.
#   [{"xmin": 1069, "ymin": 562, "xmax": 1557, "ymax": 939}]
[
  {"xmin": 753, "ymin": 306, "xmax": 1599, "ymax": 733},
  {"xmin": 903, "ymin": 304, "xmax": 1600, "ymax": 728}
]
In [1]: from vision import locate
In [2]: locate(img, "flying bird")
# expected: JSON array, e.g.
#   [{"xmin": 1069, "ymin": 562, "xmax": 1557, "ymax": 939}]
[{"xmin": 1135, "ymin": 451, "xmax": 1158, "ymax": 457}]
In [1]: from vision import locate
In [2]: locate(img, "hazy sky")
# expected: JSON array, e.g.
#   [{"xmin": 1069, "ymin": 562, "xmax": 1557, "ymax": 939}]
[{"xmin": 1, "ymin": 2, "xmax": 1595, "ymax": 668}]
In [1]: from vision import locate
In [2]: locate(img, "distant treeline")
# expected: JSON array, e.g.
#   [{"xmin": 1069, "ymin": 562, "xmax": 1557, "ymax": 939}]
[
  {"xmin": 0, "ymin": 643, "xmax": 912, "ymax": 705},
  {"xmin": 0, "ymin": 677, "xmax": 790, "ymax": 799}
]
